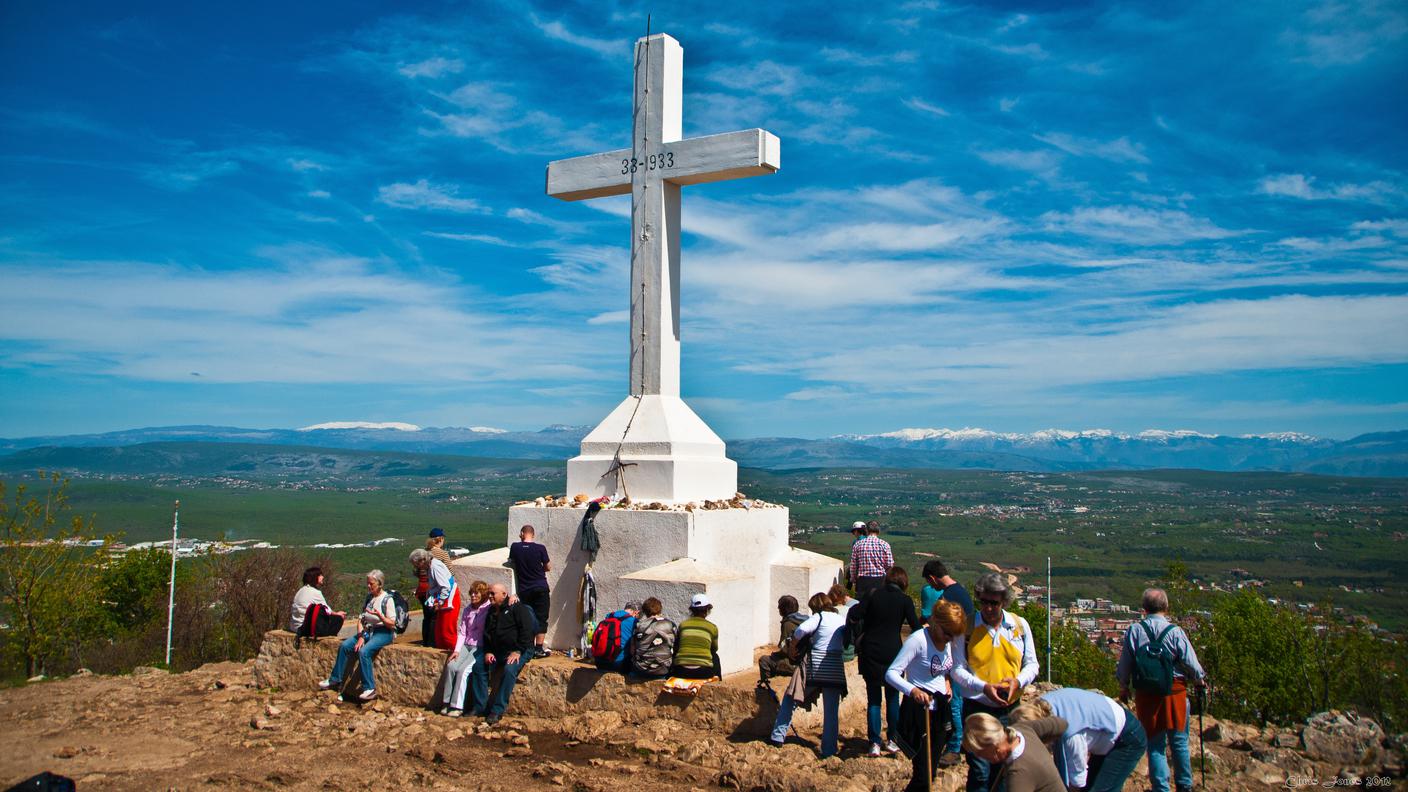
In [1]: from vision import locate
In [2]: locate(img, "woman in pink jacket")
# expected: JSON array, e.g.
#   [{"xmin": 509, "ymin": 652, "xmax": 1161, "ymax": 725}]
[{"xmin": 436, "ymin": 580, "xmax": 491, "ymax": 716}]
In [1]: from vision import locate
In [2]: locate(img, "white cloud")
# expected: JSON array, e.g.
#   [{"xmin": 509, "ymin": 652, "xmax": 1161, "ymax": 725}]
[
  {"xmin": 977, "ymin": 148, "xmax": 1060, "ymax": 174},
  {"xmin": 307, "ymin": 190, "xmax": 331, "ymax": 199},
  {"xmin": 424, "ymin": 231, "xmax": 513, "ymax": 246},
  {"xmin": 1258, "ymin": 173, "xmax": 1399, "ymax": 202},
  {"xmin": 1035, "ymin": 132, "xmax": 1149, "ymax": 164},
  {"xmin": 903, "ymin": 97, "xmax": 950, "ymax": 118},
  {"xmin": 1040, "ymin": 206, "xmax": 1239, "ymax": 244},
  {"xmin": 586, "ymin": 310, "xmax": 629, "ymax": 325},
  {"xmin": 706, "ymin": 60, "xmax": 807, "ymax": 97},
  {"xmin": 377, "ymin": 180, "xmax": 487, "ymax": 213},
  {"xmin": 530, "ymin": 16, "xmax": 622, "ymax": 59},
  {"xmin": 288, "ymin": 158, "xmax": 327, "ymax": 172},
  {"xmin": 398, "ymin": 57, "xmax": 464, "ymax": 79}
]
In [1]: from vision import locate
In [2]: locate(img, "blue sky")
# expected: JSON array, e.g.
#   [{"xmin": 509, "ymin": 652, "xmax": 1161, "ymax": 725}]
[{"xmin": 2, "ymin": 1, "xmax": 1406, "ymax": 440}]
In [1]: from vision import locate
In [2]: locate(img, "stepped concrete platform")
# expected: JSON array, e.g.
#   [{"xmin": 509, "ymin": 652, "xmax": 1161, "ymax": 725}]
[{"xmin": 253, "ymin": 629, "xmax": 864, "ymax": 738}]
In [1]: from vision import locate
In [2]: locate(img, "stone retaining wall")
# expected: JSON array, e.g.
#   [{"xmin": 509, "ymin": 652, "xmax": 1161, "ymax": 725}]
[{"xmin": 253, "ymin": 630, "xmax": 865, "ymax": 738}]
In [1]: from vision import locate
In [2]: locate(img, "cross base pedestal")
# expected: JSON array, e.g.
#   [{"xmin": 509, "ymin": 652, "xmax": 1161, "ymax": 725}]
[{"xmin": 566, "ymin": 395, "xmax": 738, "ymax": 504}]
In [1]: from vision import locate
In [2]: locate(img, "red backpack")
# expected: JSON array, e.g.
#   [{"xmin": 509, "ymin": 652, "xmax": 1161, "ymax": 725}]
[{"xmin": 591, "ymin": 613, "xmax": 626, "ymax": 661}]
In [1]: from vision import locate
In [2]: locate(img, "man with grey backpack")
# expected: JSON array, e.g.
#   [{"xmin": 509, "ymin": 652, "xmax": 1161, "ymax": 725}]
[{"xmin": 1117, "ymin": 588, "xmax": 1207, "ymax": 792}]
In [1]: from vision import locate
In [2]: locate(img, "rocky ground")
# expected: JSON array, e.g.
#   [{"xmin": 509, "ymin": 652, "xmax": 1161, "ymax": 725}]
[{"xmin": 1, "ymin": 661, "xmax": 1402, "ymax": 791}]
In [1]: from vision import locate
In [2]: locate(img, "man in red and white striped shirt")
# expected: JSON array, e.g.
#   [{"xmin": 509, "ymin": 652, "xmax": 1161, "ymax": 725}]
[{"xmin": 848, "ymin": 521, "xmax": 894, "ymax": 599}]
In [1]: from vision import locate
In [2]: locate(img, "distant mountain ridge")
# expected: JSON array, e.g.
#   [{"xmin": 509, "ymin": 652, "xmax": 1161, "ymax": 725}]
[{"xmin": 1, "ymin": 424, "xmax": 1405, "ymax": 477}]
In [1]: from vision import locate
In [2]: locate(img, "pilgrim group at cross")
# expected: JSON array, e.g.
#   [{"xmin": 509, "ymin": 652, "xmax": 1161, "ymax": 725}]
[{"xmin": 288, "ymin": 521, "xmax": 1207, "ymax": 792}]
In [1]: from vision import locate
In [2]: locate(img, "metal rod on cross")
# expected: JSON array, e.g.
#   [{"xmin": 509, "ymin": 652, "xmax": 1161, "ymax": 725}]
[{"xmin": 165, "ymin": 499, "xmax": 179, "ymax": 667}]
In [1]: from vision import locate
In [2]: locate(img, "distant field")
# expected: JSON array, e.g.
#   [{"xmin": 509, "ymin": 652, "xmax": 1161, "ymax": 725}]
[{"xmin": 4, "ymin": 442, "xmax": 1404, "ymax": 628}]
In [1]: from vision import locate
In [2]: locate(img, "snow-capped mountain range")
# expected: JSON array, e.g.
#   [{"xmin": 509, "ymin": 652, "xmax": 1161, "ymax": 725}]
[{"xmin": 1, "ymin": 423, "xmax": 1404, "ymax": 477}]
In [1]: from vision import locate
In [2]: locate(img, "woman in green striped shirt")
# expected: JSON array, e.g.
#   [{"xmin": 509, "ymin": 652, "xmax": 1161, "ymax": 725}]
[{"xmin": 670, "ymin": 593, "xmax": 721, "ymax": 679}]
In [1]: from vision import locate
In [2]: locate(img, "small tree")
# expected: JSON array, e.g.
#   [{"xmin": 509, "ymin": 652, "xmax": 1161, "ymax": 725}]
[{"xmin": 0, "ymin": 473, "xmax": 109, "ymax": 678}]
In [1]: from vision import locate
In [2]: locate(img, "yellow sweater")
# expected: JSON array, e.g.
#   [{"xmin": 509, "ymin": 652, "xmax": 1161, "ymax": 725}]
[{"xmin": 967, "ymin": 620, "xmax": 1025, "ymax": 683}]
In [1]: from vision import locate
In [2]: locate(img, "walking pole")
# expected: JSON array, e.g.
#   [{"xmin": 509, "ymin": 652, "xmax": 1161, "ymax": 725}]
[
  {"xmin": 924, "ymin": 700, "xmax": 934, "ymax": 792},
  {"xmin": 1197, "ymin": 684, "xmax": 1207, "ymax": 788}
]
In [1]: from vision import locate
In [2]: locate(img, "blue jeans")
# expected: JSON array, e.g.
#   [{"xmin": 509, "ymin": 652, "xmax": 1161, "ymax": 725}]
[
  {"xmin": 865, "ymin": 672, "xmax": 900, "ymax": 745},
  {"xmin": 1147, "ymin": 698, "xmax": 1192, "ymax": 792},
  {"xmin": 946, "ymin": 690, "xmax": 964, "ymax": 752},
  {"xmin": 771, "ymin": 687, "xmax": 842, "ymax": 758},
  {"xmin": 1089, "ymin": 708, "xmax": 1148, "ymax": 792},
  {"xmin": 329, "ymin": 629, "xmax": 393, "ymax": 691},
  {"xmin": 481, "ymin": 650, "xmax": 530, "ymax": 717}
]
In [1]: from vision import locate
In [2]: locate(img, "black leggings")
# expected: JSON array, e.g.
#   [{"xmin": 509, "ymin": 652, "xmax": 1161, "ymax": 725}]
[{"xmin": 669, "ymin": 652, "xmax": 722, "ymax": 679}]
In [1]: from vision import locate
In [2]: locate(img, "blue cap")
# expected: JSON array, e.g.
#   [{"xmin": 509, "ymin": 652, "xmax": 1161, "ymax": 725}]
[{"xmin": 428, "ymin": 527, "xmax": 445, "ymax": 538}]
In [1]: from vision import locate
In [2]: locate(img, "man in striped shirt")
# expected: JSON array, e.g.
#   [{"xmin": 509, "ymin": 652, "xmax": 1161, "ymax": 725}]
[{"xmin": 849, "ymin": 521, "xmax": 894, "ymax": 599}]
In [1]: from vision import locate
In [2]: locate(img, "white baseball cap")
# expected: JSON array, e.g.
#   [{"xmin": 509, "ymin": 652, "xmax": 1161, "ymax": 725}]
[
  {"xmin": 690, "ymin": 593, "xmax": 711, "ymax": 608},
  {"xmin": 850, "ymin": 521, "xmax": 867, "ymax": 532}
]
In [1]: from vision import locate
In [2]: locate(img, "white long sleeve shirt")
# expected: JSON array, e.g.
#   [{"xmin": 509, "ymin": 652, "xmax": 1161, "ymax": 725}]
[
  {"xmin": 950, "ymin": 610, "xmax": 1040, "ymax": 706},
  {"xmin": 884, "ymin": 627, "xmax": 954, "ymax": 699},
  {"xmin": 1041, "ymin": 687, "xmax": 1127, "ymax": 788}
]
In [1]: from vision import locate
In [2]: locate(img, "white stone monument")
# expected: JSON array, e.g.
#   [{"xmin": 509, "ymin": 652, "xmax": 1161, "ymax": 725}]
[{"xmin": 453, "ymin": 33, "xmax": 840, "ymax": 674}]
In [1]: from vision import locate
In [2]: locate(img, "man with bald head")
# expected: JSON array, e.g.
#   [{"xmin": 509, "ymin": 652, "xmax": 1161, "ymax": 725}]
[{"xmin": 476, "ymin": 583, "xmax": 536, "ymax": 724}]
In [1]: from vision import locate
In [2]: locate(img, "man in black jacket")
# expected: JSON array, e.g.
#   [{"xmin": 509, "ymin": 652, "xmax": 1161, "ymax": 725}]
[{"xmin": 478, "ymin": 583, "xmax": 535, "ymax": 724}]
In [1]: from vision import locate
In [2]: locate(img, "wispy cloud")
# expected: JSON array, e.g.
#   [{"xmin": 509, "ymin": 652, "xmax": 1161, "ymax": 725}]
[
  {"xmin": 903, "ymin": 97, "xmax": 950, "ymax": 118},
  {"xmin": 377, "ymin": 180, "xmax": 487, "ymax": 213},
  {"xmin": 1035, "ymin": 132, "xmax": 1149, "ymax": 164},
  {"xmin": 530, "ymin": 16, "xmax": 623, "ymax": 59},
  {"xmin": 1259, "ymin": 173, "xmax": 1399, "ymax": 202},
  {"xmin": 1040, "ymin": 206, "xmax": 1240, "ymax": 244},
  {"xmin": 398, "ymin": 57, "xmax": 464, "ymax": 79}
]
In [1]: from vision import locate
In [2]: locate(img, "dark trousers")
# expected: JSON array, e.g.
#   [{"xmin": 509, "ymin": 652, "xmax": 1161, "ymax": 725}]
[
  {"xmin": 855, "ymin": 575, "xmax": 885, "ymax": 600},
  {"xmin": 1085, "ymin": 707, "xmax": 1148, "ymax": 792},
  {"xmin": 420, "ymin": 604, "xmax": 437, "ymax": 648},
  {"xmin": 899, "ymin": 694, "xmax": 952, "ymax": 792},
  {"xmin": 963, "ymin": 698, "xmax": 1016, "ymax": 792},
  {"xmin": 670, "ymin": 652, "xmax": 722, "ymax": 679},
  {"xmin": 480, "ymin": 650, "xmax": 530, "ymax": 717},
  {"xmin": 758, "ymin": 650, "xmax": 794, "ymax": 683}
]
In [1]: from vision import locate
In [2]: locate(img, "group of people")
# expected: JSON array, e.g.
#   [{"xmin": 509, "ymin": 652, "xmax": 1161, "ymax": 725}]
[
  {"xmin": 288, "ymin": 518, "xmax": 1208, "ymax": 792},
  {"xmin": 749, "ymin": 520, "xmax": 1206, "ymax": 792}
]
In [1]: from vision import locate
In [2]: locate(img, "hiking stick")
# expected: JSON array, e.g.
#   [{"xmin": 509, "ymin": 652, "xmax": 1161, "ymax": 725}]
[
  {"xmin": 924, "ymin": 701, "xmax": 933, "ymax": 792},
  {"xmin": 1197, "ymin": 684, "xmax": 1207, "ymax": 788}
]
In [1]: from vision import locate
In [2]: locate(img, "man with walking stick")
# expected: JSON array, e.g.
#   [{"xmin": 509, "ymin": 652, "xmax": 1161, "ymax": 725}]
[{"xmin": 1118, "ymin": 588, "xmax": 1207, "ymax": 792}]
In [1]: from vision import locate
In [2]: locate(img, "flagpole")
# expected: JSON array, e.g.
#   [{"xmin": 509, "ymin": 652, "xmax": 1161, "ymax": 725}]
[
  {"xmin": 165, "ymin": 500, "xmax": 179, "ymax": 667},
  {"xmin": 1046, "ymin": 555, "xmax": 1052, "ymax": 684}
]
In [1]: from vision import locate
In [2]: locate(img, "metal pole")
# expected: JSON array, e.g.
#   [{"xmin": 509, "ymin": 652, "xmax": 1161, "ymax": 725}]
[
  {"xmin": 1046, "ymin": 555, "xmax": 1052, "ymax": 684},
  {"xmin": 165, "ymin": 500, "xmax": 179, "ymax": 667}
]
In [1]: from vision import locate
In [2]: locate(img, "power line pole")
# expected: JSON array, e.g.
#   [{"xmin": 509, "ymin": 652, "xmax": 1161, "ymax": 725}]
[{"xmin": 1046, "ymin": 555, "xmax": 1052, "ymax": 684}]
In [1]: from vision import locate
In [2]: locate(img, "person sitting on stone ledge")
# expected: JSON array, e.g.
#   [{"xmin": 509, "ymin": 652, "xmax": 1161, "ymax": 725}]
[
  {"xmin": 437, "ymin": 580, "xmax": 491, "ymax": 717},
  {"xmin": 669, "ymin": 593, "xmax": 721, "ymax": 680},
  {"xmin": 757, "ymin": 595, "xmax": 807, "ymax": 689},
  {"xmin": 318, "ymin": 569, "xmax": 397, "ymax": 702},
  {"xmin": 591, "ymin": 600, "xmax": 640, "ymax": 673},
  {"xmin": 629, "ymin": 597, "xmax": 676, "ymax": 679},
  {"xmin": 768, "ymin": 591, "xmax": 849, "ymax": 758},
  {"xmin": 291, "ymin": 566, "xmax": 345, "ymax": 638},
  {"xmin": 478, "ymin": 582, "xmax": 536, "ymax": 725}
]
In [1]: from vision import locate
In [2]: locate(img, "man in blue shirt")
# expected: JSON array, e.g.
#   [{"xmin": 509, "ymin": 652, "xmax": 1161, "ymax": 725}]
[
  {"xmin": 507, "ymin": 524, "xmax": 552, "ymax": 659},
  {"xmin": 920, "ymin": 558, "xmax": 976, "ymax": 766},
  {"xmin": 592, "ymin": 601, "xmax": 640, "ymax": 672}
]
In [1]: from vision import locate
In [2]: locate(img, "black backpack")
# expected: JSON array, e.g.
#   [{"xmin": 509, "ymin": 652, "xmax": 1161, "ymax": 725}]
[
  {"xmin": 366, "ymin": 590, "xmax": 412, "ymax": 634},
  {"xmin": 1131, "ymin": 620, "xmax": 1178, "ymax": 695}
]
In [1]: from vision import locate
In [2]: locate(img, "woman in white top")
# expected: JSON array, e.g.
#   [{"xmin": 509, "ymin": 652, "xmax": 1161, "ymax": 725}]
[
  {"xmin": 290, "ymin": 566, "xmax": 346, "ymax": 636},
  {"xmin": 318, "ymin": 569, "xmax": 397, "ymax": 701},
  {"xmin": 768, "ymin": 592, "xmax": 849, "ymax": 758},
  {"xmin": 885, "ymin": 600, "xmax": 969, "ymax": 792}
]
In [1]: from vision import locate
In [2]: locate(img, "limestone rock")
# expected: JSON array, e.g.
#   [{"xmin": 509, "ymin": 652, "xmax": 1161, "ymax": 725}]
[
  {"xmin": 563, "ymin": 710, "xmax": 624, "ymax": 742},
  {"xmin": 132, "ymin": 665, "xmax": 168, "ymax": 676},
  {"xmin": 1301, "ymin": 710, "xmax": 1385, "ymax": 766}
]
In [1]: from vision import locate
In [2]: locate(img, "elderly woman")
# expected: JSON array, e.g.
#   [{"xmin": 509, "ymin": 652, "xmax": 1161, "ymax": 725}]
[
  {"xmin": 849, "ymin": 565, "xmax": 922, "ymax": 756},
  {"xmin": 951, "ymin": 572, "xmax": 1040, "ymax": 792},
  {"xmin": 411, "ymin": 548, "xmax": 460, "ymax": 651},
  {"xmin": 437, "ymin": 580, "xmax": 491, "ymax": 716},
  {"xmin": 964, "ymin": 712, "xmax": 1069, "ymax": 792},
  {"xmin": 318, "ymin": 569, "xmax": 397, "ymax": 701},
  {"xmin": 768, "ymin": 592, "xmax": 849, "ymax": 758},
  {"xmin": 1011, "ymin": 688, "xmax": 1148, "ymax": 792},
  {"xmin": 886, "ymin": 600, "xmax": 968, "ymax": 792}
]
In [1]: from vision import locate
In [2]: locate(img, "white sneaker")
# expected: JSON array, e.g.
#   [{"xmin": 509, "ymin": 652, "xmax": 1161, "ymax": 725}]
[
  {"xmin": 358, "ymin": 689, "xmax": 377, "ymax": 701},
  {"xmin": 885, "ymin": 740, "xmax": 901, "ymax": 754},
  {"xmin": 867, "ymin": 743, "xmax": 883, "ymax": 757},
  {"xmin": 317, "ymin": 679, "xmax": 336, "ymax": 690}
]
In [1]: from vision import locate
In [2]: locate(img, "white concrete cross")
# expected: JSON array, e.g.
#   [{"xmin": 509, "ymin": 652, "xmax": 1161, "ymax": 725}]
[{"xmin": 546, "ymin": 33, "xmax": 780, "ymax": 398}]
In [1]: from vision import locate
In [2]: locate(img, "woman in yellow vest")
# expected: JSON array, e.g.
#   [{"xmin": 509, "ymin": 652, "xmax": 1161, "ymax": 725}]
[{"xmin": 951, "ymin": 572, "xmax": 1040, "ymax": 792}]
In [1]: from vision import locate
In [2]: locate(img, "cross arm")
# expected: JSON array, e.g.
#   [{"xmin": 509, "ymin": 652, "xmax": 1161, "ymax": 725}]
[{"xmin": 545, "ymin": 128, "xmax": 781, "ymax": 202}]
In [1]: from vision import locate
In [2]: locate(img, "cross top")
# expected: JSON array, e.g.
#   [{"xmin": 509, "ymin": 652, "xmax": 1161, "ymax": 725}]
[{"xmin": 546, "ymin": 33, "xmax": 781, "ymax": 397}]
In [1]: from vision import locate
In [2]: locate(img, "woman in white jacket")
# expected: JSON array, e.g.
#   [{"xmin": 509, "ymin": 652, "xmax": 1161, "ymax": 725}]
[{"xmin": 885, "ymin": 600, "xmax": 969, "ymax": 792}]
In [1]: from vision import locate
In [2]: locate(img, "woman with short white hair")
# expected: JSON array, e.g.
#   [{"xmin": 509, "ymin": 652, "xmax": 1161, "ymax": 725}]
[
  {"xmin": 318, "ymin": 569, "xmax": 398, "ymax": 701},
  {"xmin": 964, "ymin": 711, "xmax": 1068, "ymax": 792}
]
